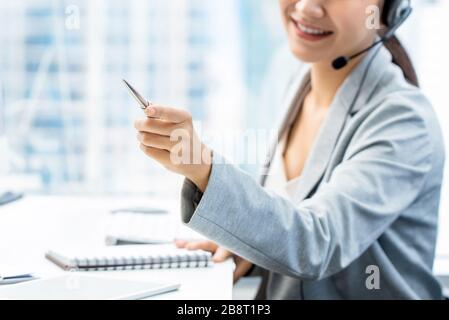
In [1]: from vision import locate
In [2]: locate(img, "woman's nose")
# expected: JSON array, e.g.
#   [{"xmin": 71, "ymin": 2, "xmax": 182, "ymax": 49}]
[{"xmin": 294, "ymin": 0, "xmax": 325, "ymax": 19}]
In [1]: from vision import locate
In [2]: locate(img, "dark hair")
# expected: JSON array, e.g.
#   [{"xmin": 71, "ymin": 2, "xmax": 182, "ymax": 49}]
[
  {"xmin": 380, "ymin": 0, "xmax": 419, "ymax": 87},
  {"xmin": 382, "ymin": 35, "xmax": 419, "ymax": 87}
]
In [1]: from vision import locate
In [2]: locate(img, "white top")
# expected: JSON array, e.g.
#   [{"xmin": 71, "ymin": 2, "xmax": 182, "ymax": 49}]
[{"xmin": 264, "ymin": 133, "xmax": 302, "ymax": 200}]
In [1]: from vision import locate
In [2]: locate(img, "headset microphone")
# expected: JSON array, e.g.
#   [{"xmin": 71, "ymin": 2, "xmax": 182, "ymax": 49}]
[{"xmin": 332, "ymin": 3, "xmax": 412, "ymax": 70}]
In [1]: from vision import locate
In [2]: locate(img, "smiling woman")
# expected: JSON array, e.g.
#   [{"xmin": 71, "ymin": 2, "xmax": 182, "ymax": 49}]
[
  {"xmin": 280, "ymin": 0, "xmax": 380, "ymax": 64},
  {"xmin": 290, "ymin": 9, "xmax": 334, "ymax": 41},
  {"xmin": 293, "ymin": 19, "xmax": 334, "ymax": 41},
  {"xmin": 133, "ymin": 0, "xmax": 446, "ymax": 300},
  {"xmin": 0, "ymin": 0, "xmax": 447, "ymax": 301}
]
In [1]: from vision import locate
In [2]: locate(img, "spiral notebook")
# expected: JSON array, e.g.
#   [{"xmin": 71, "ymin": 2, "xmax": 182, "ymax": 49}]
[{"xmin": 45, "ymin": 244, "xmax": 212, "ymax": 271}]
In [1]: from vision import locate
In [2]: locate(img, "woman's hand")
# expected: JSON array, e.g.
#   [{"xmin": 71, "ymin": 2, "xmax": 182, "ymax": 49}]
[
  {"xmin": 175, "ymin": 239, "xmax": 254, "ymax": 284},
  {"xmin": 134, "ymin": 105, "xmax": 212, "ymax": 192}
]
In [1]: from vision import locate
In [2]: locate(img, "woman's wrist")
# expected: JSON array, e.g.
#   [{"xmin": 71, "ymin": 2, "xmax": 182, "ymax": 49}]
[{"xmin": 188, "ymin": 147, "xmax": 213, "ymax": 193}]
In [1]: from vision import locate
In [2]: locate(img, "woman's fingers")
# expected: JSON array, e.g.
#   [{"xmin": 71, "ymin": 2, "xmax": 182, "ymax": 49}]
[
  {"xmin": 174, "ymin": 239, "xmax": 203, "ymax": 249},
  {"xmin": 134, "ymin": 104, "xmax": 211, "ymax": 191},
  {"xmin": 185, "ymin": 241, "xmax": 218, "ymax": 252},
  {"xmin": 175, "ymin": 239, "xmax": 250, "ymax": 283},
  {"xmin": 233, "ymin": 259, "xmax": 253, "ymax": 284},
  {"xmin": 145, "ymin": 105, "xmax": 191, "ymax": 123},
  {"xmin": 175, "ymin": 240, "xmax": 232, "ymax": 262},
  {"xmin": 134, "ymin": 118, "xmax": 178, "ymax": 136},
  {"xmin": 137, "ymin": 132, "xmax": 177, "ymax": 151},
  {"xmin": 176, "ymin": 240, "xmax": 218, "ymax": 253},
  {"xmin": 212, "ymin": 247, "xmax": 233, "ymax": 263},
  {"xmin": 174, "ymin": 239, "xmax": 189, "ymax": 248},
  {"xmin": 139, "ymin": 144, "xmax": 170, "ymax": 164}
]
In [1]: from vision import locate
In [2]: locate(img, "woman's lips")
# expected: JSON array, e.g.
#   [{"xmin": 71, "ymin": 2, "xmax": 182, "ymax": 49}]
[{"xmin": 291, "ymin": 18, "xmax": 334, "ymax": 42}]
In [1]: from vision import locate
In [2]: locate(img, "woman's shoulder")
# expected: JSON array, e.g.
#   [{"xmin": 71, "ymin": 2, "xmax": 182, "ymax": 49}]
[
  {"xmin": 357, "ymin": 80, "xmax": 445, "ymax": 166},
  {"xmin": 377, "ymin": 62, "xmax": 439, "ymax": 127},
  {"xmin": 378, "ymin": 83, "xmax": 440, "ymax": 136}
]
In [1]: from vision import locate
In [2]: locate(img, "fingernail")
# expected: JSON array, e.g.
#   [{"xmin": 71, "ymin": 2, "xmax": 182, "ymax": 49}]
[{"xmin": 147, "ymin": 107, "xmax": 155, "ymax": 116}]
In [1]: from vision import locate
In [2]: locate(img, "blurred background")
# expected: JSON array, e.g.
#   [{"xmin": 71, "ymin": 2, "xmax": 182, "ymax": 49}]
[{"xmin": 0, "ymin": 0, "xmax": 448, "ymax": 255}]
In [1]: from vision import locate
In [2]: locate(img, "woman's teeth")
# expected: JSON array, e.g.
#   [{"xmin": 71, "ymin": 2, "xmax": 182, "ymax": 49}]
[{"xmin": 297, "ymin": 22, "xmax": 331, "ymax": 35}]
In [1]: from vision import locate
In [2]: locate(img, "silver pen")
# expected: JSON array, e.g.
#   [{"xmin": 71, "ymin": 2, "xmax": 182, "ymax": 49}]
[{"xmin": 122, "ymin": 79, "xmax": 154, "ymax": 113}]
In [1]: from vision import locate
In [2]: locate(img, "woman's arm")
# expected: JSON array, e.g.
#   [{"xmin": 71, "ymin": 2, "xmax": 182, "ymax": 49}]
[
  {"xmin": 180, "ymin": 102, "xmax": 434, "ymax": 280},
  {"xmin": 134, "ymin": 101, "xmax": 433, "ymax": 280}
]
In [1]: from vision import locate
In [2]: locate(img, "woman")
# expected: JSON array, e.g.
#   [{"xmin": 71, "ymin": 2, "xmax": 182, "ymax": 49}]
[{"xmin": 134, "ymin": 0, "xmax": 445, "ymax": 299}]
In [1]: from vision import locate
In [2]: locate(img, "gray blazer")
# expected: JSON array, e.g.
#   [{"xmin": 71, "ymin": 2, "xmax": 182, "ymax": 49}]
[{"xmin": 180, "ymin": 45, "xmax": 446, "ymax": 299}]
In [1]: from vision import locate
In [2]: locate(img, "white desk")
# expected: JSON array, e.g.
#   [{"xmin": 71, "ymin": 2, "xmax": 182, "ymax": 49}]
[{"xmin": 0, "ymin": 196, "xmax": 234, "ymax": 300}]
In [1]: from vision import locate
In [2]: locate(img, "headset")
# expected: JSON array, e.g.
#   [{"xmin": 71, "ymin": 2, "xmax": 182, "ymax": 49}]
[{"xmin": 332, "ymin": 0, "xmax": 412, "ymax": 70}]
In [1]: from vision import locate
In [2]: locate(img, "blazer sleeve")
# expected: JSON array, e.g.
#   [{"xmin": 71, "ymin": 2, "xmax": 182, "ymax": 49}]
[{"xmin": 180, "ymin": 102, "xmax": 434, "ymax": 280}]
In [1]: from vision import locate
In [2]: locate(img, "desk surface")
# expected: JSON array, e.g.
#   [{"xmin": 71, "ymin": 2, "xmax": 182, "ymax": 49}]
[{"xmin": 0, "ymin": 196, "xmax": 234, "ymax": 300}]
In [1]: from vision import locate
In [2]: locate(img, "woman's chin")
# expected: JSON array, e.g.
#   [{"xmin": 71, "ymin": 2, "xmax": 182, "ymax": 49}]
[{"xmin": 289, "ymin": 46, "xmax": 328, "ymax": 64}]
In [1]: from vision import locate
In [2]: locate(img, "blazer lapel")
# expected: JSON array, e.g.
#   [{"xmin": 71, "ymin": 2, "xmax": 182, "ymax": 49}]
[
  {"xmin": 260, "ymin": 65, "xmax": 311, "ymax": 186},
  {"xmin": 288, "ymin": 88, "xmax": 350, "ymax": 202},
  {"xmin": 261, "ymin": 44, "xmax": 391, "ymax": 203},
  {"xmin": 255, "ymin": 44, "xmax": 393, "ymax": 301}
]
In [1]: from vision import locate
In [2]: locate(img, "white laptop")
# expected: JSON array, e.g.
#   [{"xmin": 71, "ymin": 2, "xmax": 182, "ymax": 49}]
[{"xmin": 0, "ymin": 274, "xmax": 180, "ymax": 300}]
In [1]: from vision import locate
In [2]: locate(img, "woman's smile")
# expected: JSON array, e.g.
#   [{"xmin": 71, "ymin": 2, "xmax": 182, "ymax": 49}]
[{"xmin": 290, "ymin": 17, "xmax": 334, "ymax": 42}]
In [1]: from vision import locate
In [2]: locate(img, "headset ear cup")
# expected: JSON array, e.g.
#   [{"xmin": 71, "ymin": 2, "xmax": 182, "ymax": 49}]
[{"xmin": 385, "ymin": 0, "xmax": 410, "ymax": 27}]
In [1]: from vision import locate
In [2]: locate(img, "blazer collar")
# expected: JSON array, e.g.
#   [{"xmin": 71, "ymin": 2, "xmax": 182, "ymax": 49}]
[
  {"xmin": 341, "ymin": 44, "xmax": 393, "ymax": 115},
  {"xmin": 259, "ymin": 64, "xmax": 310, "ymax": 186},
  {"xmin": 261, "ymin": 44, "xmax": 393, "ymax": 203}
]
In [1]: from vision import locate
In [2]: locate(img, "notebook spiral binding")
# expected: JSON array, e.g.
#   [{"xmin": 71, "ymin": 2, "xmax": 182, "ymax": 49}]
[{"xmin": 70, "ymin": 252, "xmax": 212, "ymax": 272}]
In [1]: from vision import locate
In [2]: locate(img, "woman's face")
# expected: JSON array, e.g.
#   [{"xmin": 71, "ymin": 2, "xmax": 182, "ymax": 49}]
[{"xmin": 279, "ymin": 0, "xmax": 382, "ymax": 64}]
